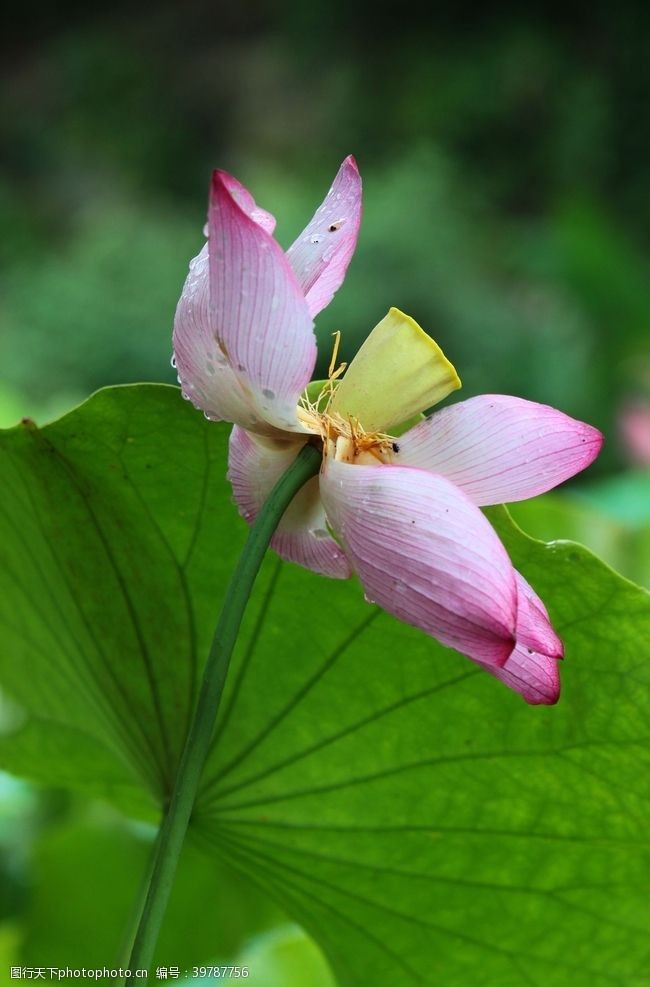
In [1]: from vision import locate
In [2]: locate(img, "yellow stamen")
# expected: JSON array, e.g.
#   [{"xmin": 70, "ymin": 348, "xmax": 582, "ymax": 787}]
[{"xmin": 298, "ymin": 331, "xmax": 398, "ymax": 464}]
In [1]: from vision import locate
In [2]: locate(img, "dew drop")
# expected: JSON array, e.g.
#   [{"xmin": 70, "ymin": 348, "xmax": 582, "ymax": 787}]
[
  {"xmin": 311, "ymin": 528, "xmax": 329, "ymax": 539},
  {"xmin": 170, "ymin": 354, "xmax": 177, "ymax": 369},
  {"xmin": 310, "ymin": 233, "xmax": 324, "ymax": 244},
  {"xmin": 262, "ymin": 388, "xmax": 275, "ymax": 400}
]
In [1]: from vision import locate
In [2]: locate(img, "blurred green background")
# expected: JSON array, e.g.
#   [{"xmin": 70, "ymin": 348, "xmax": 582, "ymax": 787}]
[{"xmin": 1, "ymin": 1, "xmax": 649, "ymax": 980}]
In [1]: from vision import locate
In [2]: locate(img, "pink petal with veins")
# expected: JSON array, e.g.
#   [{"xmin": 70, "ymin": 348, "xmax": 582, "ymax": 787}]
[
  {"xmin": 320, "ymin": 460, "xmax": 518, "ymax": 666},
  {"xmin": 228, "ymin": 426, "xmax": 352, "ymax": 579},
  {"xmin": 174, "ymin": 243, "xmax": 277, "ymax": 432},
  {"xmin": 208, "ymin": 170, "xmax": 318, "ymax": 433},
  {"xmin": 286, "ymin": 155, "xmax": 362, "ymax": 318},
  {"xmin": 397, "ymin": 395, "xmax": 603, "ymax": 506},
  {"xmin": 476, "ymin": 573, "xmax": 562, "ymax": 704},
  {"xmin": 174, "ymin": 171, "xmax": 317, "ymax": 436}
]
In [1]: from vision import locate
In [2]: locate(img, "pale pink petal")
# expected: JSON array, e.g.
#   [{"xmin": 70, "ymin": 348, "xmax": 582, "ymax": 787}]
[
  {"xmin": 184, "ymin": 170, "xmax": 317, "ymax": 434},
  {"xmin": 228, "ymin": 426, "xmax": 352, "ymax": 579},
  {"xmin": 286, "ymin": 155, "xmax": 362, "ymax": 318},
  {"xmin": 173, "ymin": 244, "xmax": 272, "ymax": 432},
  {"xmin": 396, "ymin": 395, "xmax": 604, "ymax": 506},
  {"xmin": 320, "ymin": 460, "xmax": 518, "ymax": 665},
  {"xmin": 475, "ymin": 572, "xmax": 562, "ymax": 705}
]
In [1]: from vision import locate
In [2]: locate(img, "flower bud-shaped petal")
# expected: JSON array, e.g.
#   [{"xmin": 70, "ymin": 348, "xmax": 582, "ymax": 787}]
[{"xmin": 320, "ymin": 460, "xmax": 518, "ymax": 666}]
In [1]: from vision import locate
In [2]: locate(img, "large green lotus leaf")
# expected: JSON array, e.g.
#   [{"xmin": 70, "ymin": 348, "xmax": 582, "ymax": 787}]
[
  {"xmin": 508, "ymin": 488, "xmax": 650, "ymax": 589},
  {"xmin": 1, "ymin": 384, "xmax": 649, "ymax": 986}
]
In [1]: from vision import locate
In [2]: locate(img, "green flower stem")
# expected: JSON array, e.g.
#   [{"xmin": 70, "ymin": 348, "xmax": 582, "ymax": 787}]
[{"xmin": 125, "ymin": 441, "xmax": 322, "ymax": 978}]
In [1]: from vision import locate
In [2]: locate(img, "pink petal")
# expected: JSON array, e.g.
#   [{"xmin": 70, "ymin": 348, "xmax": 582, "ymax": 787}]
[
  {"xmin": 396, "ymin": 395, "xmax": 604, "ymax": 506},
  {"xmin": 208, "ymin": 170, "xmax": 319, "ymax": 432},
  {"xmin": 514, "ymin": 571, "xmax": 564, "ymax": 660},
  {"xmin": 174, "ymin": 171, "xmax": 317, "ymax": 435},
  {"xmin": 228, "ymin": 426, "xmax": 352, "ymax": 579},
  {"xmin": 320, "ymin": 460, "xmax": 518, "ymax": 665},
  {"xmin": 173, "ymin": 176, "xmax": 276, "ymax": 429},
  {"xmin": 173, "ymin": 244, "xmax": 272, "ymax": 432},
  {"xmin": 476, "ymin": 572, "xmax": 562, "ymax": 705},
  {"xmin": 286, "ymin": 155, "xmax": 362, "ymax": 318}
]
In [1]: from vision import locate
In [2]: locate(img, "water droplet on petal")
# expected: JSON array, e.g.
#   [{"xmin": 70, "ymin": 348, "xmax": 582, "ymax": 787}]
[
  {"xmin": 310, "ymin": 234, "xmax": 324, "ymax": 244},
  {"xmin": 170, "ymin": 354, "xmax": 177, "ymax": 369},
  {"xmin": 262, "ymin": 388, "xmax": 275, "ymax": 400}
]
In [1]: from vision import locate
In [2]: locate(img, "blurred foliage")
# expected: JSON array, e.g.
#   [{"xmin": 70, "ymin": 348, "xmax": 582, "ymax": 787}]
[
  {"xmin": 1, "ymin": 1, "xmax": 649, "ymax": 476},
  {"xmin": 0, "ymin": 788, "xmax": 285, "ymax": 984},
  {"xmin": 510, "ymin": 470, "xmax": 650, "ymax": 589}
]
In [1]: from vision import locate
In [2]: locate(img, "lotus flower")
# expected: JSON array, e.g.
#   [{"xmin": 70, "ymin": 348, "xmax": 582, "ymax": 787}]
[{"xmin": 173, "ymin": 157, "xmax": 603, "ymax": 705}]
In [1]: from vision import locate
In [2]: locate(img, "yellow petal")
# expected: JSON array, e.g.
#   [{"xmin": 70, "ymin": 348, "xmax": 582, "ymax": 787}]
[{"xmin": 329, "ymin": 307, "xmax": 461, "ymax": 432}]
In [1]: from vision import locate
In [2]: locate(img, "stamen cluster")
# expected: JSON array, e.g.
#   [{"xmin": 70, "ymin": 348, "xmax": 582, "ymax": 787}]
[{"xmin": 297, "ymin": 332, "xmax": 396, "ymax": 464}]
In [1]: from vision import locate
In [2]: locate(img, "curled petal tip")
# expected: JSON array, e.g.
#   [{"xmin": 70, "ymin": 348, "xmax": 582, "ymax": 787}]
[
  {"xmin": 210, "ymin": 169, "xmax": 277, "ymax": 235},
  {"xmin": 210, "ymin": 168, "xmax": 230, "ymax": 193},
  {"xmin": 483, "ymin": 572, "xmax": 564, "ymax": 703}
]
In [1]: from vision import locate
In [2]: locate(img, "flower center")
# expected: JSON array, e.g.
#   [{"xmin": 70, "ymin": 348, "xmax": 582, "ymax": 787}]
[{"xmin": 297, "ymin": 331, "xmax": 397, "ymax": 464}]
